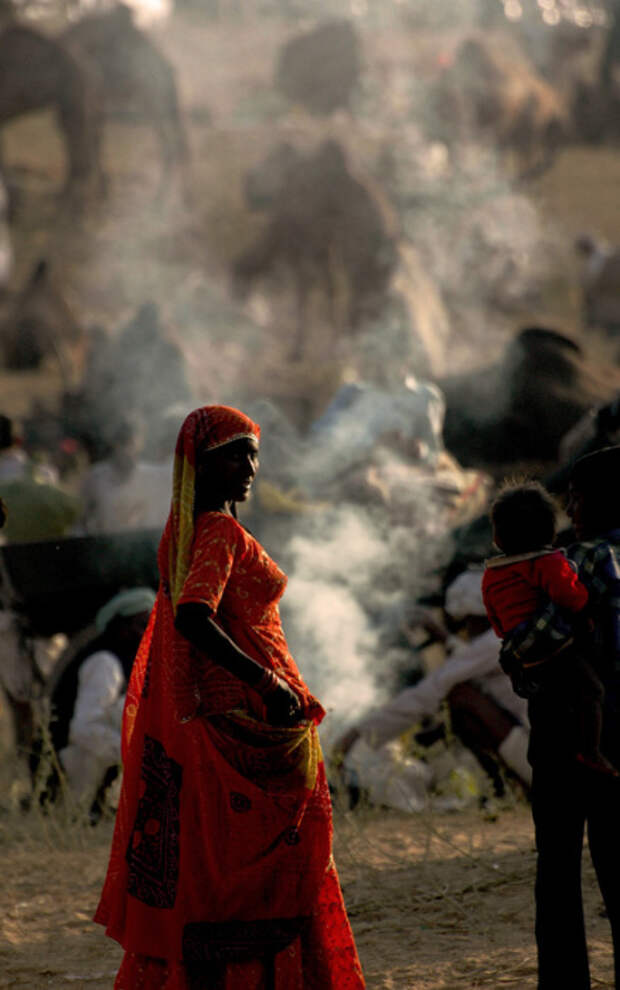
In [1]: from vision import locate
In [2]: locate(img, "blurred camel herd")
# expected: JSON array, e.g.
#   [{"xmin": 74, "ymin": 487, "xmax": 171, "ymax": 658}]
[
  {"xmin": 0, "ymin": 2, "xmax": 620, "ymax": 477},
  {"xmin": 0, "ymin": 1, "xmax": 190, "ymax": 204}
]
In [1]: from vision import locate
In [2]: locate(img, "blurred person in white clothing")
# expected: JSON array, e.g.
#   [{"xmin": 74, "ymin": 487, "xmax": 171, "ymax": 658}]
[
  {"xmin": 78, "ymin": 417, "xmax": 171, "ymax": 534},
  {"xmin": 333, "ymin": 570, "xmax": 531, "ymax": 801},
  {"xmin": 52, "ymin": 587, "xmax": 156, "ymax": 817}
]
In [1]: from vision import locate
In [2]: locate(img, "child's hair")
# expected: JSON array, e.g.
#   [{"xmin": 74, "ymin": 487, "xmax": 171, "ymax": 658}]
[{"xmin": 490, "ymin": 480, "xmax": 557, "ymax": 555}]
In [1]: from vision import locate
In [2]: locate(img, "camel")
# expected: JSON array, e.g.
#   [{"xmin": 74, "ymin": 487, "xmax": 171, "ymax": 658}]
[
  {"xmin": 430, "ymin": 34, "xmax": 568, "ymax": 180},
  {"xmin": 232, "ymin": 140, "xmax": 398, "ymax": 360},
  {"xmin": 61, "ymin": 4, "xmax": 191, "ymax": 201},
  {"xmin": 0, "ymin": 23, "xmax": 104, "ymax": 202},
  {"xmin": 438, "ymin": 326, "xmax": 620, "ymax": 469},
  {"xmin": 575, "ymin": 234, "xmax": 620, "ymax": 335},
  {"xmin": 552, "ymin": 9, "xmax": 620, "ymax": 143}
]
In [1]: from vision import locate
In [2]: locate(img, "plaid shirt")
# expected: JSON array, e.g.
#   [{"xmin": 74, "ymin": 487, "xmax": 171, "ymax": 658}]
[
  {"xmin": 521, "ymin": 528, "xmax": 620, "ymax": 673},
  {"xmin": 568, "ymin": 528, "xmax": 620, "ymax": 667}
]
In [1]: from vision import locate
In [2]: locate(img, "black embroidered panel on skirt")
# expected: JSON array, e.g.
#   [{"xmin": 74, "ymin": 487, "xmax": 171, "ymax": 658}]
[
  {"xmin": 229, "ymin": 791, "xmax": 252, "ymax": 813},
  {"xmin": 182, "ymin": 917, "xmax": 309, "ymax": 962},
  {"xmin": 126, "ymin": 735, "xmax": 183, "ymax": 909}
]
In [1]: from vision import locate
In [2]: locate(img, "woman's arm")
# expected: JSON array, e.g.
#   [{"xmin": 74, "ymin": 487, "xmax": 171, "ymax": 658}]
[{"xmin": 175, "ymin": 601, "xmax": 302, "ymax": 725}]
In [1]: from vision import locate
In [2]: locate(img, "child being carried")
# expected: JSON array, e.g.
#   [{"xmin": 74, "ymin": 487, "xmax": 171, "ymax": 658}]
[{"xmin": 482, "ymin": 480, "xmax": 616, "ymax": 776}]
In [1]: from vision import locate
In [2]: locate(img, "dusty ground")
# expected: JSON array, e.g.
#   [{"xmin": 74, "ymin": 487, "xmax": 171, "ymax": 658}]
[{"xmin": 0, "ymin": 799, "xmax": 615, "ymax": 989}]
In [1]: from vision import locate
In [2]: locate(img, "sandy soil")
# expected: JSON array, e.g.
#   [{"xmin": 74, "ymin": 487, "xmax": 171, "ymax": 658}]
[{"xmin": 0, "ymin": 800, "xmax": 614, "ymax": 989}]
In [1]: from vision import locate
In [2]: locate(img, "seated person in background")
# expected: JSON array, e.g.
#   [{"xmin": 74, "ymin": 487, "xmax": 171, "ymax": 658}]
[
  {"xmin": 51, "ymin": 587, "xmax": 155, "ymax": 816},
  {"xmin": 333, "ymin": 569, "xmax": 532, "ymax": 795},
  {"xmin": 482, "ymin": 481, "xmax": 615, "ymax": 776}
]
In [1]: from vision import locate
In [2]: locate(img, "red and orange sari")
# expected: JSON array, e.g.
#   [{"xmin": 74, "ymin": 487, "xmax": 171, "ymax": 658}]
[{"xmin": 94, "ymin": 407, "xmax": 365, "ymax": 989}]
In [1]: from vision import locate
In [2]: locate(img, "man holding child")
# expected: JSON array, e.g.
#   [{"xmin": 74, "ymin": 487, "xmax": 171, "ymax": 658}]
[{"xmin": 483, "ymin": 445, "xmax": 620, "ymax": 989}]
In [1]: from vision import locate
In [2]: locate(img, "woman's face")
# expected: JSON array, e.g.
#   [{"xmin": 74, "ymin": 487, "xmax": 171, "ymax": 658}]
[{"xmin": 198, "ymin": 437, "xmax": 259, "ymax": 505}]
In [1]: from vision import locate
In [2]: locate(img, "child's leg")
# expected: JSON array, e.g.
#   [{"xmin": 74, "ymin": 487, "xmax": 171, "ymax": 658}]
[{"xmin": 573, "ymin": 659, "xmax": 618, "ymax": 775}]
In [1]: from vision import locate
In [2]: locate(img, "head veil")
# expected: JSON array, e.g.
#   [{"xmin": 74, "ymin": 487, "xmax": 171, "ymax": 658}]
[
  {"xmin": 122, "ymin": 406, "xmax": 260, "ymax": 754},
  {"xmin": 168, "ymin": 405, "xmax": 260, "ymax": 611}
]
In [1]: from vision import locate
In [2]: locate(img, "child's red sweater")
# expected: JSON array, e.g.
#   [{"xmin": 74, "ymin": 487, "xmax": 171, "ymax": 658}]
[{"xmin": 482, "ymin": 548, "xmax": 588, "ymax": 639}]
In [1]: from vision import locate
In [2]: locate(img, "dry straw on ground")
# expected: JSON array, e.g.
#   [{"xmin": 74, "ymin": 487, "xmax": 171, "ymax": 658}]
[{"xmin": 0, "ymin": 794, "xmax": 615, "ymax": 989}]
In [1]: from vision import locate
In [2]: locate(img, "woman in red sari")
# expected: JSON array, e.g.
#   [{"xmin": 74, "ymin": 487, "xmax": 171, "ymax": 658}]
[{"xmin": 95, "ymin": 405, "xmax": 365, "ymax": 990}]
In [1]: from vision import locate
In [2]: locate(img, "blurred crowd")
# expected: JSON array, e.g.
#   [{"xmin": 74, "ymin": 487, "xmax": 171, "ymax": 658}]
[
  {"xmin": 1, "ymin": 0, "xmax": 620, "ymax": 823},
  {"xmin": 0, "ymin": 342, "xmax": 617, "ymax": 820}
]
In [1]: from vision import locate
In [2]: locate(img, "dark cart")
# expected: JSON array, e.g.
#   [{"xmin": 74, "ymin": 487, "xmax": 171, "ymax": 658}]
[
  {"xmin": 0, "ymin": 529, "xmax": 161, "ymax": 760},
  {"xmin": 0, "ymin": 528, "xmax": 161, "ymax": 638}
]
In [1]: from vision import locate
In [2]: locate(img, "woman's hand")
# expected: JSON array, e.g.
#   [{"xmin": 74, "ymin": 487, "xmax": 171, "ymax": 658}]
[{"xmin": 264, "ymin": 678, "xmax": 303, "ymax": 727}]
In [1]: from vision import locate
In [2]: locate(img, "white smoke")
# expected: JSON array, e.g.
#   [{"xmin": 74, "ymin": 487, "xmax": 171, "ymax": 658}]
[{"xmin": 278, "ymin": 469, "xmax": 461, "ymax": 739}]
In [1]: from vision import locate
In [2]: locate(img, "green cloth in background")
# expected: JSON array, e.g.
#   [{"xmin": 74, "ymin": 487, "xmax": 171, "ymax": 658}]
[{"xmin": 0, "ymin": 479, "xmax": 82, "ymax": 543}]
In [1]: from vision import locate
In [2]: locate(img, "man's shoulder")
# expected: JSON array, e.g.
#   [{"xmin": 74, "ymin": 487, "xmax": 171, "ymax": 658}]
[
  {"xmin": 569, "ymin": 533, "xmax": 620, "ymax": 564},
  {"xmin": 568, "ymin": 532, "xmax": 620, "ymax": 595}
]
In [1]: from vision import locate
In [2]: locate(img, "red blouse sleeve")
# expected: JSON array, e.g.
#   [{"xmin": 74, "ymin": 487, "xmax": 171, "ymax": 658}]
[
  {"xmin": 534, "ymin": 552, "xmax": 589, "ymax": 613},
  {"xmin": 177, "ymin": 513, "xmax": 241, "ymax": 615}
]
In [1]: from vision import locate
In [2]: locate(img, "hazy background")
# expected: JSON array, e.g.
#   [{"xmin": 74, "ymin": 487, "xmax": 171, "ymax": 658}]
[{"xmin": 2, "ymin": 0, "xmax": 620, "ymax": 729}]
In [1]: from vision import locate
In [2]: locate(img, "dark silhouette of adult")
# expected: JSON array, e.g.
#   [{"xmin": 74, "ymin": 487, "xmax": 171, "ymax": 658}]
[{"xmin": 528, "ymin": 445, "xmax": 620, "ymax": 988}]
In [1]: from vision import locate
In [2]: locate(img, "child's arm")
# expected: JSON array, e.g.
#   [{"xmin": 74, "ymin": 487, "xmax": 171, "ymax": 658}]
[{"xmin": 535, "ymin": 553, "xmax": 589, "ymax": 613}]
